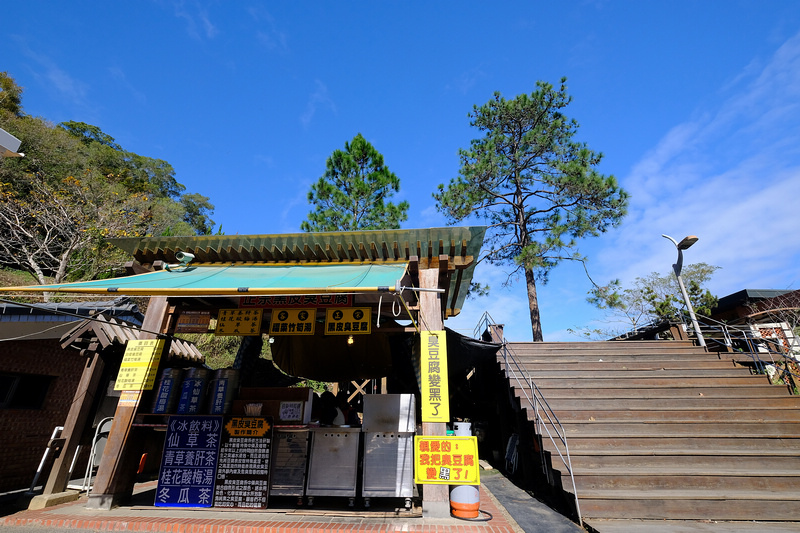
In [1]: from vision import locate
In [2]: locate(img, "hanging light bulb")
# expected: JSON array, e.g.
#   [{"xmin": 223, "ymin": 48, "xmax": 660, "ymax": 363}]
[{"xmin": 347, "ymin": 335, "xmax": 354, "ymax": 345}]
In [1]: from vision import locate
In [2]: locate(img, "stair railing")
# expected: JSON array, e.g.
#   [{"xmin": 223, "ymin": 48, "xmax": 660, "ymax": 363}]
[
  {"xmin": 474, "ymin": 312, "xmax": 583, "ymax": 526},
  {"xmin": 695, "ymin": 315, "xmax": 800, "ymax": 393}
]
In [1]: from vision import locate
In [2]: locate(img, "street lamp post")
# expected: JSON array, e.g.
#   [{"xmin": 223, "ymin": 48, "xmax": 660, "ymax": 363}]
[{"xmin": 662, "ymin": 234, "xmax": 706, "ymax": 348}]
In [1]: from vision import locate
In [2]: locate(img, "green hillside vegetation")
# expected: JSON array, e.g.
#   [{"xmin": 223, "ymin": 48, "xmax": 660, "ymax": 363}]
[{"xmin": 0, "ymin": 71, "xmax": 215, "ymax": 288}]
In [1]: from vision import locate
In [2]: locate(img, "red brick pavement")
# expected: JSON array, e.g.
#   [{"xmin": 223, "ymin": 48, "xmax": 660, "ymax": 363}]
[{"xmin": 2, "ymin": 485, "xmax": 518, "ymax": 533}]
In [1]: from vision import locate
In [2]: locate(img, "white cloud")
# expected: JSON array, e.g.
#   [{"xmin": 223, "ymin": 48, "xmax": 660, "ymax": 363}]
[
  {"xmin": 592, "ymin": 28, "xmax": 800, "ymax": 301},
  {"xmin": 15, "ymin": 40, "xmax": 90, "ymax": 109},
  {"xmin": 172, "ymin": 0, "xmax": 219, "ymax": 40},
  {"xmin": 300, "ymin": 80, "xmax": 336, "ymax": 128},
  {"xmin": 454, "ymin": 29, "xmax": 800, "ymax": 343},
  {"xmin": 247, "ymin": 6, "xmax": 288, "ymax": 52},
  {"xmin": 108, "ymin": 67, "xmax": 146, "ymax": 105}
]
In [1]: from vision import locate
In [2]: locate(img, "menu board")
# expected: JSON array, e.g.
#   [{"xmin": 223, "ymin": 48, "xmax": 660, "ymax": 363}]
[
  {"xmin": 215, "ymin": 309, "xmax": 263, "ymax": 336},
  {"xmin": 213, "ymin": 417, "xmax": 274, "ymax": 508},
  {"xmin": 155, "ymin": 416, "xmax": 222, "ymax": 507},
  {"xmin": 114, "ymin": 339, "xmax": 164, "ymax": 391}
]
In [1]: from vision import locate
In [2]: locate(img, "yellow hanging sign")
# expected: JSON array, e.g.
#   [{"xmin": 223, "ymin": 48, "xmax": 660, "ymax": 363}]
[
  {"xmin": 420, "ymin": 330, "xmax": 449, "ymax": 422},
  {"xmin": 215, "ymin": 308, "xmax": 263, "ymax": 336},
  {"xmin": 325, "ymin": 307, "xmax": 371, "ymax": 335},
  {"xmin": 268, "ymin": 308, "xmax": 316, "ymax": 335},
  {"xmin": 114, "ymin": 339, "xmax": 164, "ymax": 391}
]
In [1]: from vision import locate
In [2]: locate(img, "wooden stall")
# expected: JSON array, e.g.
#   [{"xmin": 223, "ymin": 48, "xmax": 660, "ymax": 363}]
[{"xmin": 0, "ymin": 227, "xmax": 487, "ymax": 518}]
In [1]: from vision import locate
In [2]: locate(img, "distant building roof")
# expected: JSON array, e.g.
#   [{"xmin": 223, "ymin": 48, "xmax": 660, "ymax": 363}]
[
  {"xmin": 715, "ymin": 289, "xmax": 791, "ymax": 313},
  {"xmin": 712, "ymin": 289, "xmax": 793, "ymax": 321},
  {"xmin": 0, "ymin": 297, "xmax": 143, "ymax": 340}
]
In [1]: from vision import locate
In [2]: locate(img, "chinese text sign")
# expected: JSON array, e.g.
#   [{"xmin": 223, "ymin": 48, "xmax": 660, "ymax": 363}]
[{"xmin": 420, "ymin": 330, "xmax": 449, "ymax": 422}]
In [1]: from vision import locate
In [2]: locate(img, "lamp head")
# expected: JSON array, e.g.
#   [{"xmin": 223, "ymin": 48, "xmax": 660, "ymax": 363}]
[{"xmin": 677, "ymin": 236, "xmax": 698, "ymax": 250}]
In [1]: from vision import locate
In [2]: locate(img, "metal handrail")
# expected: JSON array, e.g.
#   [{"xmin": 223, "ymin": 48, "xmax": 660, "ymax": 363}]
[
  {"xmin": 695, "ymin": 316, "xmax": 800, "ymax": 391},
  {"xmin": 473, "ymin": 312, "xmax": 582, "ymax": 526}
]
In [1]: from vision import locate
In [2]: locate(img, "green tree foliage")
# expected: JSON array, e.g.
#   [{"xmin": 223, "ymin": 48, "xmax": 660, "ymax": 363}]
[
  {"xmin": 586, "ymin": 262, "xmax": 720, "ymax": 337},
  {"xmin": 0, "ymin": 71, "xmax": 23, "ymax": 117},
  {"xmin": 435, "ymin": 78, "xmax": 629, "ymax": 341},
  {"xmin": 302, "ymin": 133, "xmax": 409, "ymax": 232},
  {"xmin": 0, "ymin": 72, "xmax": 215, "ymax": 288}
]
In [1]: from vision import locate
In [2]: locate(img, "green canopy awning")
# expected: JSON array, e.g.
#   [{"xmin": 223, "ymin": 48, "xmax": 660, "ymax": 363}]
[{"xmin": 0, "ymin": 263, "xmax": 409, "ymax": 296}]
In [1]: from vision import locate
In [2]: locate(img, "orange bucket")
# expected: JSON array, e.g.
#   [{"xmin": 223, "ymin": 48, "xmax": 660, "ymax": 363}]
[{"xmin": 450, "ymin": 485, "xmax": 480, "ymax": 518}]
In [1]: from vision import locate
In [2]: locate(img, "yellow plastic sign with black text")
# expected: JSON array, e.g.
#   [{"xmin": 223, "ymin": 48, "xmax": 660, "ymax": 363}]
[
  {"xmin": 414, "ymin": 436, "xmax": 480, "ymax": 485},
  {"xmin": 325, "ymin": 307, "xmax": 371, "ymax": 335},
  {"xmin": 268, "ymin": 308, "xmax": 316, "ymax": 335},
  {"xmin": 420, "ymin": 330, "xmax": 449, "ymax": 422},
  {"xmin": 114, "ymin": 339, "xmax": 164, "ymax": 391}
]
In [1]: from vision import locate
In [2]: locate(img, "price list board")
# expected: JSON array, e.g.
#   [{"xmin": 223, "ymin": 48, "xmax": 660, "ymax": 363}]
[
  {"xmin": 155, "ymin": 416, "xmax": 222, "ymax": 507},
  {"xmin": 213, "ymin": 417, "xmax": 274, "ymax": 509}
]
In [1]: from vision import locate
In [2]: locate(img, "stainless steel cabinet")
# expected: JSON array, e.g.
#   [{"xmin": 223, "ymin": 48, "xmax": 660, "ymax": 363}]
[
  {"xmin": 361, "ymin": 394, "xmax": 416, "ymax": 508},
  {"xmin": 305, "ymin": 427, "xmax": 361, "ymax": 506},
  {"xmin": 269, "ymin": 429, "xmax": 310, "ymax": 503}
]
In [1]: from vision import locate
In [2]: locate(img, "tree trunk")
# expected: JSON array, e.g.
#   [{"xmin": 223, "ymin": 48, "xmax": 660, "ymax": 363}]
[{"xmin": 525, "ymin": 266, "xmax": 544, "ymax": 342}]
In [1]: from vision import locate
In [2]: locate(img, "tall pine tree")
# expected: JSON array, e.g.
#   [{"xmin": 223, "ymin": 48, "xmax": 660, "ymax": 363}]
[{"xmin": 302, "ymin": 133, "xmax": 409, "ymax": 232}]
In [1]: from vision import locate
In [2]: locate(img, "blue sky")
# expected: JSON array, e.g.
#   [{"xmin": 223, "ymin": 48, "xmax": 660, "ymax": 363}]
[{"xmin": 3, "ymin": 1, "xmax": 800, "ymax": 341}]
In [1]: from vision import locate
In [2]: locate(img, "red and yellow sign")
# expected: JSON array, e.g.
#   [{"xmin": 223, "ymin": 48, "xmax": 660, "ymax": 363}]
[
  {"xmin": 216, "ymin": 308, "xmax": 263, "ymax": 336},
  {"xmin": 114, "ymin": 339, "xmax": 164, "ymax": 391},
  {"xmin": 224, "ymin": 417, "xmax": 272, "ymax": 438},
  {"xmin": 414, "ymin": 436, "xmax": 480, "ymax": 485},
  {"xmin": 175, "ymin": 310, "xmax": 211, "ymax": 333},
  {"xmin": 420, "ymin": 330, "xmax": 449, "ymax": 422},
  {"xmin": 325, "ymin": 307, "xmax": 371, "ymax": 335},
  {"xmin": 268, "ymin": 308, "xmax": 316, "ymax": 335}
]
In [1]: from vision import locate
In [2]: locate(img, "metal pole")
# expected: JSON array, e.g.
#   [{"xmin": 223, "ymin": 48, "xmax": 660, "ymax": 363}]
[{"xmin": 662, "ymin": 235, "xmax": 706, "ymax": 347}]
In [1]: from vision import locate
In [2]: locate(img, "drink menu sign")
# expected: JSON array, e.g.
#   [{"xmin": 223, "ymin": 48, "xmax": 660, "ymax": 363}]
[
  {"xmin": 155, "ymin": 416, "xmax": 222, "ymax": 507},
  {"xmin": 214, "ymin": 417, "xmax": 274, "ymax": 508}
]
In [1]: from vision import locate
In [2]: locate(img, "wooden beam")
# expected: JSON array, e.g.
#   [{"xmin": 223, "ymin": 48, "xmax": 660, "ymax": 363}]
[
  {"xmin": 124, "ymin": 261, "xmax": 151, "ymax": 275},
  {"xmin": 438, "ymin": 254, "xmax": 450, "ymax": 324},
  {"xmin": 418, "ymin": 268, "xmax": 449, "ymax": 517},
  {"xmin": 87, "ymin": 296, "xmax": 171, "ymax": 510},
  {"xmin": 42, "ymin": 351, "xmax": 106, "ymax": 495}
]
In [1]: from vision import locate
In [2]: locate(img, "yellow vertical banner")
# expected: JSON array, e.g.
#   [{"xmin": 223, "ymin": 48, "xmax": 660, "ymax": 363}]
[
  {"xmin": 420, "ymin": 330, "xmax": 449, "ymax": 422},
  {"xmin": 114, "ymin": 339, "xmax": 164, "ymax": 391}
]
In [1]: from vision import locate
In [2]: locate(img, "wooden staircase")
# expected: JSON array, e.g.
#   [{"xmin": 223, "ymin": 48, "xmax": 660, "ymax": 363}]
[{"xmin": 499, "ymin": 340, "xmax": 800, "ymax": 522}]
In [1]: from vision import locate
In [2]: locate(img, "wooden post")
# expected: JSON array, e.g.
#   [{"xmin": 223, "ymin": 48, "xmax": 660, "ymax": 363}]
[
  {"xmin": 42, "ymin": 351, "xmax": 106, "ymax": 495},
  {"xmin": 418, "ymin": 268, "xmax": 450, "ymax": 518},
  {"xmin": 86, "ymin": 296, "xmax": 171, "ymax": 510}
]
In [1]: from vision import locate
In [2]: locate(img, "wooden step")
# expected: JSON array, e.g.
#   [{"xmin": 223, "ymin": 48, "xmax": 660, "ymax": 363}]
[
  {"xmin": 577, "ymin": 490, "xmax": 800, "ymax": 520},
  {"xmin": 547, "ymin": 408, "xmax": 800, "ymax": 423},
  {"xmin": 515, "ymin": 360, "xmax": 742, "ymax": 370},
  {"xmin": 520, "ymin": 386, "xmax": 789, "ymax": 399},
  {"xmin": 515, "ymin": 368, "xmax": 754, "ymax": 378},
  {"xmin": 526, "ymin": 375, "xmax": 769, "ymax": 388},
  {"xmin": 522, "ymin": 396, "xmax": 800, "ymax": 410},
  {"xmin": 568, "ymin": 453, "xmax": 800, "ymax": 470},
  {"xmin": 561, "ymin": 436, "xmax": 800, "ymax": 453},
  {"xmin": 490, "ymin": 339, "xmax": 800, "ymax": 522},
  {"xmin": 572, "ymin": 472, "xmax": 800, "ymax": 491},
  {"xmin": 506, "ymin": 341, "xmax": 700, "ymax": 351},
  {"xmin": 559, "ymin": 422, "xmax": 800, "ymax": 438}
]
